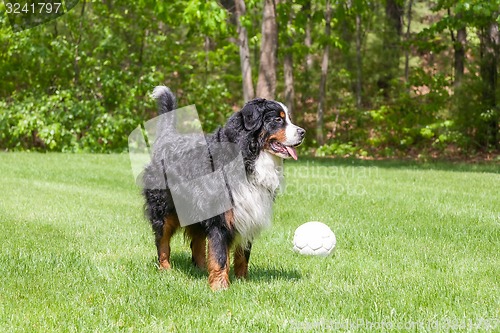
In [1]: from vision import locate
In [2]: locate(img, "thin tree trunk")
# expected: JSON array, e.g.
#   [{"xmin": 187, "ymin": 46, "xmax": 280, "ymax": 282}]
[
  {"xmin": 404, "ymin": 0, "xmax": 413, "ymax": 83},
  {"xmin": 304, "ymin": 0, "xmax": 313, "ymax": 71},
  {"xmin": 204, "ymin": 36, "xmax": 210, "ymax": 80},
  {"xmin": 386, "ymin": 0, "xmax": 403, "ymax": 39},
  {"xmin": 235, "ymin": 0, "xmax": 255, "ymax": 101},
  {"xmin": 284, "ymin": 53, "xmax": 295, "ymax": 115},
  {"xmin": 256, "ymin": 0, "xmax": 278, "ymax": 99},
  {"xmin": 340, "ymin": 2, "xmax": 354, "ymax": 98},
  {"xmin": 139, "ymin": 28, "xmax": 148, "ymax": 67},
  {"xmin": 479, "ymin": 23, "xmax": 499, "ymax": 148},
  {"xmin": 316, "ymin": 0, "xmax": 331, "ymax": 145},
  {"xmin": 283, "ymin": 7, "xmax": 295, "ymax": 116},
  {"xmin": 449, "ymin": 9, "xmax": 467, "ymax": 89},
  {"xmin": 355, "ymin": 13, "xmax": 362, "ymax": 108},
  {"xmin": 378, "ymin": 0, "xmax": 403, "ymax": 93},
  {"xmin": 301, "ymin": 0, "xmax": 313, "ymax": 107},
  {"xmin": 479, "ymin": 25, "xmax": 498, "ymax": 105},
  {"xmin": 73, "ymin": 0, "xmax": 86, "ymax": 84},
  {"xmin": 454, "ymin": 27, "xmax": 466, "ymax": 87}
]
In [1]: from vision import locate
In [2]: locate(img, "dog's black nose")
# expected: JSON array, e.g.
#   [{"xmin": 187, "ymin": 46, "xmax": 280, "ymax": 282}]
[{"xmin": 297, "ymin": 127, "xmax": 306, "ymax": 138}]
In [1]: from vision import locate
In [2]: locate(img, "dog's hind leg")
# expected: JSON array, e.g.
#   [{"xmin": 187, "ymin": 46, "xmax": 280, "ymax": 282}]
[
  {"xmin": 234, "ymin": 242, "xmax": 252, "ymax": 279},
  {"xmin": 156, "ymin": 214, "xmax": 180, "ymax": 270},
  {"xmin": 207, "ymin": 227, "xmax": 232, "ymax": 291},
  {"xmin": 185, "ymin": 224, "xmax": 207, "ymax": 270}
]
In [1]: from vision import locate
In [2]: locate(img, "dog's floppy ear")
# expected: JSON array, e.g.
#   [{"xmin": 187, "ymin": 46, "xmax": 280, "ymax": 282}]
[{"xmin": 241, "ymin": 98, "xmax": 266, "ymax": 131}]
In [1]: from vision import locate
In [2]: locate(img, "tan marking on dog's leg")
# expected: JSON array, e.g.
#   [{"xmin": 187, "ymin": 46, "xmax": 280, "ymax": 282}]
[
  {"xmin": 233, "ymin": 245, "xmax": 249, "ymax": 279},
  {"xmin": 185, "ymin": 224, "xmax": 207, "ymax": 269},
  {"xmin": 207, "ymin": 239, "xmax": 230, "ymax": 291},
  {"xmin": 157, "ymin": 214, "xmax": 179, "ymax": 270}
]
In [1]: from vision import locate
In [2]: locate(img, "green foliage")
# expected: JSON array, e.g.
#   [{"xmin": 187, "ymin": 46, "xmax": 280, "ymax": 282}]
[
  {"xmin": 367, "ymin": 69, "xmax": 453, "ymax": 150},
  {"xmin": 0, "ymin": 0, "xmax": 498, "ymax": 156},
  {"xmin": 182, "ymin": 0, "xmax": 228, "ymax": 34},
  {"xmin": 316, "ymin": 141, "xmax": 368, "ymax": 158},
  {"xmin": 451, "ymin": 75, "xmax": 500, "ymax": 151},
  {"xmin": 0, "ymin": 0, "xmax": 241, "ymax": 152},
  {"xmin": 0, "ymin": 88, "xmax": 143, "ymax": 152},
  {"xmin": 412, "ymin": 0, "xmax": 500, "ymax": 153}
]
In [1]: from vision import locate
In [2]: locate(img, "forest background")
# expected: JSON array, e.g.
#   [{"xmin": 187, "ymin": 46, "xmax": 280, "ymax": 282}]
[{"xmin": 1, "ymin": 0, "xmax": 499, "ymax": 160}]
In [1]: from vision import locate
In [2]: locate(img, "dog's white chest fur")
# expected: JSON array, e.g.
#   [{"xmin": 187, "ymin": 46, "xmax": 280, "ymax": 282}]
[{"xmin": 232, "ymin": 151, "xmax": 283, "ymax": 243}]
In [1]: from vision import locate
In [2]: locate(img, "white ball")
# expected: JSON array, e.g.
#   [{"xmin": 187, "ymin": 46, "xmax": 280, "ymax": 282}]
[{"xmin": 293, "ymin": 222, "xmax": 336, "ymax": 256}]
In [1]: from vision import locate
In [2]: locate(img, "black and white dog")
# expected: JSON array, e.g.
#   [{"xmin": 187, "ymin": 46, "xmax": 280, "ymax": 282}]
[{"xmin": 142, "ymin": 86, "xmax": 305, "ymax": 290}]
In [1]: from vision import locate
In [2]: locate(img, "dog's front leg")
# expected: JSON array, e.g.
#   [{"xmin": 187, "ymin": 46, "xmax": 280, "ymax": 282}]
[{"xmin": 207, "ymin": 227, "xmax": 231, "ymax": 291}]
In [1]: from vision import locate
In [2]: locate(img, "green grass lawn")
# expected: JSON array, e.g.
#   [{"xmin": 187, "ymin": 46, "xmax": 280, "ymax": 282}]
[{"xmin": 0, "ymin": 153, "xmax": 498, "ymax": 332}]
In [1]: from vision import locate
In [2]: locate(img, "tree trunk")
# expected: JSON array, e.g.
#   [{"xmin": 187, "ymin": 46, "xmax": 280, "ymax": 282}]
[
  {"xmin": 139, "ymin": 28, "xmax": 148, "ymax": 67},
  {"xmin": 284, "ymin": 52, "xmax": 295, "ymax": 115},
  {"xmin": 304, "ymin": 0, "xmax": 313, "ymax": 71},
  {"xmin": 385, "ymin": 0, "xmax": 403, "ymax": 38},
  {"xmin": 301, "ymin": 0, "xmax": 313, "ymax": 107},
  {"xmin": 340, "ymin": 2, "xmax": 354, "ymax": 100},
  {"xmin": 283, "ymin": 7, "xmax": 295, "ymax": 116},
  {"xmin": 449, "ymin": 9, "xmax": 467, "ymax": 89},
  {"xmin": 256, "ymin": 0, "xmax": 278, "ymax": 99},
  {"xmin": 378, "ymin": 0, "xmax": 403, "ymax": 93},
  {"xmin": 355, "ymin": 13, "xmax": 362, "ymax": 108},
  {"xmin": 235, "ymin": 0, "xmax": 255, "ymax": 101},
  {"xmin": 73, "ymin": 0, "xmax": 86, "ymax": 85},
  {"xmin": 316, "ymin": 0, "xmax": 331, "ymax": 145},
  {"xmin": 453, "ymin": 26, "xmax": 466, "ymax": 88},
  {"xmin": 204, "ymin": 36, "xmax": 210, "ymax": 80},
  {"xmin": 479, "ymin": 23, "xmax": 499, "ymax": 148},
  {"xmin": 404, "ymin": 0, "xmax": 413, "ymax": 83}
]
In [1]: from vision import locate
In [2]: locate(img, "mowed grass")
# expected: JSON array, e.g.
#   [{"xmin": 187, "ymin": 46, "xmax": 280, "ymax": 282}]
[{"xmin": 0, "ymin": 153, "xmax": 498, "ymax": 332}]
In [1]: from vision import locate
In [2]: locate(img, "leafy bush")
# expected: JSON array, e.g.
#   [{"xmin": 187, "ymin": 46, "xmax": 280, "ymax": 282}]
[
  {"xmin": 315, "ymin": 141, "xmax": 367, "ymax": 158},
  {"xmin": 0, "ymin": 88, "xmax": 149, "ymax": 152},
  {"xmin": 366, "ymin": 69, "xmax": 453, "ymax": 151}
]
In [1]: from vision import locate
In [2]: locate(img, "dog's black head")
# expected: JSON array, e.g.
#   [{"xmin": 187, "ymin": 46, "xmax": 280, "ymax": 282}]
[{"xmin": 235, "ymin": 98, "xmax": 305, "ymax": 160}]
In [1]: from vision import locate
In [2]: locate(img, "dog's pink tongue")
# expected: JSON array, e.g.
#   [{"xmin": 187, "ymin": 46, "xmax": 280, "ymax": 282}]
[{"xmin": 285, "ymin": 146, "xmax": 298, "ymax": 160}]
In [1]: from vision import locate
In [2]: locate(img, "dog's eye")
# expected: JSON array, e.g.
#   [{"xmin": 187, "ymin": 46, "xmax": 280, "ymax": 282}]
[{"xmin": 275, "ymin": 117, "xmax": 283, "ymax": 123}]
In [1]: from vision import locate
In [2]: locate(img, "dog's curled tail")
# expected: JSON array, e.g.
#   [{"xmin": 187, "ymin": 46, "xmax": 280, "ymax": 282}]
[{"xmin": 151, "ymin": 86, "xmax": 177, "ymax": 115}]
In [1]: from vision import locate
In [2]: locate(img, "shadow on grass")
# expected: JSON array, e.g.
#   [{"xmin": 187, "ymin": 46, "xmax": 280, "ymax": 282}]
[
  {"xmin": 156, "ymin": 252, "xmax": 207, "ymax": 279},
  {"xmin": 155, "ymin": 252, "xmax": 302, "ymax": 283},
  {"xmin": 293, "ymin": 157, "xmax": 500, "ymax": 174}
]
